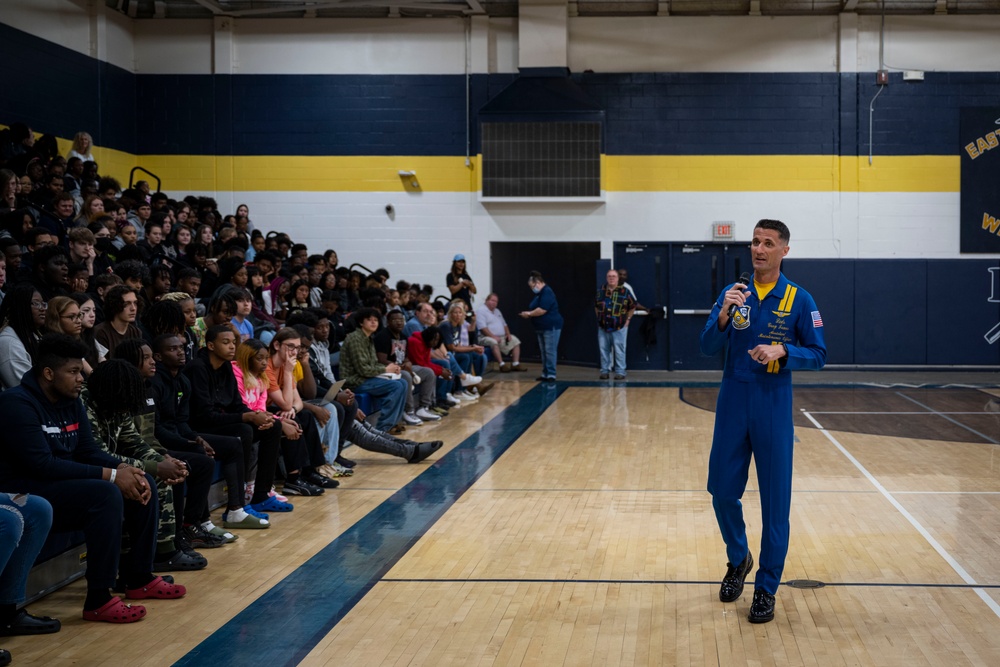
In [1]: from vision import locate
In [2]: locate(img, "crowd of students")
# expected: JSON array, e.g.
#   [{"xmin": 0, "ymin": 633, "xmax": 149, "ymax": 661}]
[{"xmin": 0, "ymin": 127, "xmax": 520, "ymax": 664}]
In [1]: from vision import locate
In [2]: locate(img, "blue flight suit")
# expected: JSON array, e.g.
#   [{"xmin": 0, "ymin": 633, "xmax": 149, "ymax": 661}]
[{"xmin": 700, "ymin": 271, "xmax": 826, "ymax": 595}]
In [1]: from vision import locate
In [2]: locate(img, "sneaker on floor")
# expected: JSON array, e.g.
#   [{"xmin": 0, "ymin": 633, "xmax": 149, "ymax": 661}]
[
  {"xmin": 182, "ymin": 523, "xmax": 227, "ymax": 549},
  {"xmin": 456, "ymin": 390, "xmax": 478, "ymax": 402},
  {"xmin": 324, "ymin": 462, "xmax": 354, "ymax": 477},
  {"xmin": 614, "ymin": 374, "xmax": 626, "ymax": 380},
  {"xmin": 268, "ymin": 487, "xmax": 289, "ymax": 503},
  {"xmin": 511, "ymin": 364, "xmax": 527, "ymax": 372},
  {"xmin": 335, "ymin": 455, "xmax": 356, "ymax": 468},
  {"xmin": 460, "ymin": 374, "xmax": 482, "ymax": 387},
  {"xmin": 304, "ymin": 471, "xmax": 339, "ymax": 489},
  {"xmin": 415, "ymin": 407, "xmax": 442, "ymax": 421},
  {"xmin": 388, "ymin": 424, "xmax": 406, "ymax": 435},
  {"xmin": 444, "ymin": 393, "xmax": 462, "ymax": 407},
  {"xmin": 402, "ymin": 412, "xmax": 423, "ymax": 426},
  {"xmin": 430, "ymin": 405, "xmax": 450, "ymax": 415},
  {"xmin": 243, "ymin": 481, "xmax": 255, "ymax": 506},
  {"xmin": 599, "ymin": 372, "xmax": 610, "ymax": 380},
  {"xmin": 282, "ymin": 479, "xmax": 325, "ymax": 496},
  {"xmin": 499, "ymin": 362, "xmax": 511, "ymax": 372}
]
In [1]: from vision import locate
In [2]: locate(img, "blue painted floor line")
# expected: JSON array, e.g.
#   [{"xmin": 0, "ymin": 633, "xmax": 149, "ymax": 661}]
[{"xmin": 173, "ymin": 382, "xmax": 566, "ymax": 667}]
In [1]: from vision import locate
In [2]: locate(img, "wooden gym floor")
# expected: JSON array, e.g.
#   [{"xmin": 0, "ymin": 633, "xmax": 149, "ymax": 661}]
[{"xmin": 5, "ymin": 376, "xmax": 1000, "ymax": 666}]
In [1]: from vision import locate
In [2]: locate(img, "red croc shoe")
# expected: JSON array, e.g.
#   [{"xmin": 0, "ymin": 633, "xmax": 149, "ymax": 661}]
[
  {"xmin": 82, "ymin": 597, "xmax": 147, "ymax": 624},
  {"xmin": 125, "ymin": 576, "xmax": 187, "ymax": 600}
]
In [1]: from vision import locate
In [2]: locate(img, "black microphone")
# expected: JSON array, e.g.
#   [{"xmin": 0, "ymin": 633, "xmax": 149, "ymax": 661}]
[{"xmin": 727, "ymin": 272, "xmax": 752, "ymax": 318}]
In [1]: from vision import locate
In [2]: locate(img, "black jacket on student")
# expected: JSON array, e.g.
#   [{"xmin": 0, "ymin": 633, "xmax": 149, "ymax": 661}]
[
  {"xmin": 0, "ymin": 369, "xmax": 121, "ymax": 487},
  {"xmin": 183, "ymin": 347, "xmax": 250, "ymax": 431}
]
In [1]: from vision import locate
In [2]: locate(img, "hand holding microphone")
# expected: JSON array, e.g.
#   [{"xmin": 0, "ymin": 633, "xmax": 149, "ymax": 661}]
[
  {"xmin": 726, "ymin": 271, "xmax": 750, "ymax": 317},
  {"xmin": 719, "ymin": 272, "xmax": 752, "ymax": 329}
]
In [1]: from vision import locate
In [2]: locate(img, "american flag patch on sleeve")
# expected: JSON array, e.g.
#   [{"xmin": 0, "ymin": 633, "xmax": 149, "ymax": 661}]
[{"xmin": 811, "ymin": 311, "xmax": 824, "ymax": 328}]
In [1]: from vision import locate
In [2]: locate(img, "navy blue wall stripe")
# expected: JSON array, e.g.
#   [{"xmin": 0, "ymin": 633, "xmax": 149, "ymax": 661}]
[
  {"xmin": 6, "ymin": 21, "xmax": 1000, "ymax": 158},
  {"xmin": 0, "ymin": 22, "xmax": 136, "ymax": 153},
  {"xmin": 173, "ymin": 382, "xmax": 566, "ymax": 667}
]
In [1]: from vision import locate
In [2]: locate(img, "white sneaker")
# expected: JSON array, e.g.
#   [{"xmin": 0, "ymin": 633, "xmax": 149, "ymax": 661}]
[
  {"xmin": 456, "ymin": 390, "xmax": 479, "ymax": 402},
  {"xmin": 416, "ymin": 407, "xmax": 442, "ymax": 421},
  {"xmin": 403, "ymin": 412, "xmax": 423, "ymax": 426},
  {"xmin": 445, "ymin": 393, "xmax": 463, "ymax": 406},
  {"xmin": 460, "ymin": 374, "xmax": 482, "ymax": 387}
]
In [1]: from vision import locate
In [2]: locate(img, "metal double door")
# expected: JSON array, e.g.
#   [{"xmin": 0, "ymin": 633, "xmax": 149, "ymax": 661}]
[{"xmin": 613, "ymin": 242, "xmax": 751, "ymax": 371}]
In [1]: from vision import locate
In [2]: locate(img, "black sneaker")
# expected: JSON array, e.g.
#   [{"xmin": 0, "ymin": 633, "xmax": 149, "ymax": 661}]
[
  {"xmin": 719, "ymin": 552, "xmax": 753, "ymax": 602},
  {"xmin": 283, "ymin": 479, "xmax": 325, "ymax": 496},
  {"xmin": 748, "ymin": 588, "xmax": 776, "ymax": 623},
  {"xmin": 182, "ymin": 524, "xmax": 227, "ymax": 549},
  {"xmin": 335, "ymin": 455, "xmax": 356, "ymax": 469},
  {"xmin": 304, "ymin": 471, "xmax": 339, "ymax": 489}
]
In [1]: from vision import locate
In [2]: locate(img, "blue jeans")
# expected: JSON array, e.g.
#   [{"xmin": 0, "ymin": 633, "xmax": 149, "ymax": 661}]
[
  {"xmin": 598, "ymin": 327, "xmax": 628, "ymax": 376},
  {"xmin": 429, "ymin": 360, "xmax": 455, "ymax": 401},
  {"xmin": 536, "ymin": 328, "xmax": 561, "ymax": 379},
  {"xmin": 354, "ymin": 376, "xmax": 407, "ymax": 431},
  {"xmin": 0, "ymin": 494, "xmax": 53, "ymax": 605},
  {"xmin": 453, "ymin": 352, "xmax": 486, "ymax": 377},
  {"xmin": 308, "ymin": 402, "xmax": 341, "ymax": 464}
]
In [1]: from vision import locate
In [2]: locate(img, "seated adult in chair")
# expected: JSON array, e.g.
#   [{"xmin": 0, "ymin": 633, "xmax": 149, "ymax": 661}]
[{"xmin": 475, "ymin": 292, "xmax": 525, "ymax": 372}]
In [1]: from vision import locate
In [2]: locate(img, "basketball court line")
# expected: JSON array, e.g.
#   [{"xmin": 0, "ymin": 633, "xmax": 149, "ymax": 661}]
[
  {"xmin": 379, "ymin": 577, "xmax": 1000, "ymax": 589},
  {"xmin": 801, "ymin": 409, "xmax": 1000, "ymax": 621},
  {"xmin": 172, "ymin": 383, "xmax": 567, "ymax": 667},
  {"xmin": 895, "ymin": 391, "xmax": 999, "ymax": 444},
  {"xmin": 808, "ymin": 411, "xmax": 986, "ymax": 415}
]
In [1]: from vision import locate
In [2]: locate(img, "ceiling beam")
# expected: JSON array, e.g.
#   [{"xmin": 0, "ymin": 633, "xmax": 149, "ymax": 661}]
[
  {"xmin": 191, "ymin": 0, "xmax": 225, "ymax": 14},
  {"xmin": 226, "ymin": 0, "xmax": 472, "ymax": 16}
]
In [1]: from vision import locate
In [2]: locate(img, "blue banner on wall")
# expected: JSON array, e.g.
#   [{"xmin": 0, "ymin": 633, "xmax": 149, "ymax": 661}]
[{"xmin": 961, "ymin": 108, "xmax": 1000, "ymax": 254}]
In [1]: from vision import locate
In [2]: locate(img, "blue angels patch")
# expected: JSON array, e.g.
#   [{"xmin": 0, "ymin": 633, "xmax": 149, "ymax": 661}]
[{"xmin": 732, "ymin": 306, "xmax": 751, "ymax": 330}]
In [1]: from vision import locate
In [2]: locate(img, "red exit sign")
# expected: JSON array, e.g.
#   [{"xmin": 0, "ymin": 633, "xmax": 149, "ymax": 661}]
[{"xmin": 713, "ymin": 222, "xmax": 734, "ymax": 240}]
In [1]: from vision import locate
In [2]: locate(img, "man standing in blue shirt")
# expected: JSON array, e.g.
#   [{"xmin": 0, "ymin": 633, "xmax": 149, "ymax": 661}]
[
  {"xmin": 699, "ymin": 219, "xmax": 826, "ymax": 624},
  {"xmin": 519, "ymin": 271, "xmax": 563, "ymax": 382}
]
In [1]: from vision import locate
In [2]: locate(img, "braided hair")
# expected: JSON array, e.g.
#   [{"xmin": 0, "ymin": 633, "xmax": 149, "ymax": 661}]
[
  {"xmin": 141, "ymin": 299, "xmax": 186, "ymax": 338},
  {"xmin": 86, "ymin": 358, "xmax": 146, "ymax": 419},
  {"xmin": 110, "ymin": 337, "xmax": 147, "ymax": 370}
]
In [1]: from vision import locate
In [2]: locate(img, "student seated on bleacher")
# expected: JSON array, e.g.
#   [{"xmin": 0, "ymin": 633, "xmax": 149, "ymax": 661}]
[
  {"xmin": 0, "ymin": 284, "xmax": 45, "ymax": 390},
  {"xmin": 112, "ymin": 340, "xmax": 226, "ymax": 551},
  {"xmin": 185, "ymin": 325, "xmax": 287, "ymax": 518},
  {"xmin": 0, "ymin": 334, "xmax": 186, "ymax": 624},
  {"xmin": 0, "ymin": 493, "xmax": 58, "ymax": 654},
  {"xmin": 83, "ymin": 359, "xmax": 208, "ymax": 572},
  {"xmin": 93, "ymin": 285, "xmax": 142, "ymax": 357},
  {"xmin": 339, "ymin": 307, "xmax": 408, "ymax": 434},
  {"xmin": 262, "ymin": 329, "xmax": 338, "ymax": 496},
  {"xmin": 150, "ymin": 333, "xmax": 262, "ymax": 536}
]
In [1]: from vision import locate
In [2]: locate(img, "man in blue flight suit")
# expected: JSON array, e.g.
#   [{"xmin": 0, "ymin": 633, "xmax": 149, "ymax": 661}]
[{"xmin": 700, "ymin": 219, "xmax": 826, "ymax": 623}]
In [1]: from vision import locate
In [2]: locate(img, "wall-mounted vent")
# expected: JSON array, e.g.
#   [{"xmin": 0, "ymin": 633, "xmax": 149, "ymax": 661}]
[
  {"xmin": 478, "ymin": 68, "xmax": 605, "ymax": 202},
  {"xmin": 481, "ymin": 121, "xmax": 601, "ymax": 199}
]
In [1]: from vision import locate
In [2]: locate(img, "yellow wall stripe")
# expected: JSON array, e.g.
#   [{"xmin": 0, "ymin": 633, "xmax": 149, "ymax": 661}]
[
  {"xmin": 133, "ymin": 154, "xmax": 958, "ymax": 193},
  {"xmin": 1, "ymin": 126, "xmax": 959, "ymax": 194}
]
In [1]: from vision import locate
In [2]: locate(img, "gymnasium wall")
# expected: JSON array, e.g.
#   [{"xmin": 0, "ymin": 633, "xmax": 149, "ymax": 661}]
[{"xmin": 2, "ymin": 3, "xmax": 998, "ymax": 365}]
